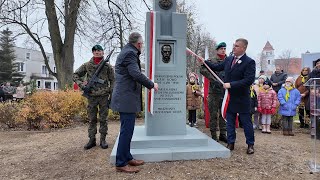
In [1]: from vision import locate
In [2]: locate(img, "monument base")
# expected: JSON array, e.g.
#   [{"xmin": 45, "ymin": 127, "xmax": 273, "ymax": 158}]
[{"xmin": 110, "ymin": 126, "xmax": 230, "ymax": 164}]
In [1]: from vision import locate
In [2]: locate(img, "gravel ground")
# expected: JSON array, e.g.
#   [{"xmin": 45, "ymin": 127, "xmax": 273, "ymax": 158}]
[{"xmin": 0, "ymin": 119, "xmax": 319, "ymax": 180}]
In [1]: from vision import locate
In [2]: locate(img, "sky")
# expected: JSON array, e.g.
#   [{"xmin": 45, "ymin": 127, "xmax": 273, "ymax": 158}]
[
  {"xmin": 194, "ymin": 0, "xmax": 320, "ymax": 59},
  {"xmin": 11, "ymin": 0, "xmax": 319, "ymax": 69}
]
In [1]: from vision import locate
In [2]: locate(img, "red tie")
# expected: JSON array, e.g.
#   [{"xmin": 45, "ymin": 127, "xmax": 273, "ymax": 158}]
[{"xmin": 231, "ymin": 56, "xmax": 237, "ymax": 68}]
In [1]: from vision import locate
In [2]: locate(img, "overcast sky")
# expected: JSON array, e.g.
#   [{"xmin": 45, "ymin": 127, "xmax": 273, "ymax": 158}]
[
  {"xmin": 194, "ymin": 0, "xmax": 319, "ymax": 59},
  {"xmin": 50, "ymin": 0, "xmax": 320, "ymax": 69}
]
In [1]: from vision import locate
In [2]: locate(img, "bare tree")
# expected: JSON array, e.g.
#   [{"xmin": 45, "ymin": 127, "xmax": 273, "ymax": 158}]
[
  {"xmin": 0, "ymin": 0, "xmax": 148, "ymax": 88},
  {"xmin": 276, "ymin": 50, "xmax": 299, "ymax": 75},
  {"xmin": 177, "ymin": 0, "xmax": 216, "ymax": 79}
]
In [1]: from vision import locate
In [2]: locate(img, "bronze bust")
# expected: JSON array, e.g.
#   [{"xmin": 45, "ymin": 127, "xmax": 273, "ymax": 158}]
[
  {"xmin": 159, "ymin": 0, "xmax": 172, "ymax": 10},
  {"xmin": 161, "ymin": 44, "xmax": 172, "ymax": 63}
]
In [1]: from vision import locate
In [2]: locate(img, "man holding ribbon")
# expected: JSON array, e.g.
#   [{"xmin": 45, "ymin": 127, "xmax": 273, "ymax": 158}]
[{"xmin": 203, "ymin": 38, "xmax": 256, "ymax": 154}]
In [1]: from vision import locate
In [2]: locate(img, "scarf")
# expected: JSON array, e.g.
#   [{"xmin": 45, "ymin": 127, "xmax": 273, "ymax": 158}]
[
  {"xmin": 284, "ymin": 86, "xmax": 294, "ymax": 101},
  {"xmin": 93, "ymin": 57, "xmax": 103, "ymax": 65},
  {"xmin": 258, "ymin": 84, "xmax": 264, "ymax": 92},
  {"xmin": 250, "ymin": 86, "xmax": 255, "ymax": 98},
  {"xmin": 300, "ymin": 75, "xmax": 307, "ymax": 83},
  {"xmin": 261, "ymin": 87, "xmax": 270, "ymax": 93},
  {"xmin": 217, "ymin": 54, "xmax": 226, "ymax": 60}
]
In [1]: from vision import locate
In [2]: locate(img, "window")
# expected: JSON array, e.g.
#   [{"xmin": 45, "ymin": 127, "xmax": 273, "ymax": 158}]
[
  {"xmin": 17, "ymin": 62, "xmax": 25, "ymax": 72},
  {"xmin": 26, "ymin": 52, "xmax": 31, "ymax": 60},
  {"xmin": 46, "ymin": 56, "xmax": 50, "ymax": 62},
  {"xmin": 54, "ymin": 82, "xmax": 58, "ymax": 90},
  {"xmin": 54, "ymin": 67, "xmax": 56, "ymax": 73},
  {"xmin": 268, "ymin": 60, "xmax": 271, "ymax": 65},
  {"xmin": 45, "ymin": 81, "xmax": 51, "ymax": 90},
  {"xmin": 37, "ymin": 80, "xmax": 41, "ymax": 88},
  {"xmin": 42, "ymin": 65, "xmax": 48, "ymax": 74},
  {"xmin": 266, "ymin": 52, "xmax": 272, "ymax": 56}
]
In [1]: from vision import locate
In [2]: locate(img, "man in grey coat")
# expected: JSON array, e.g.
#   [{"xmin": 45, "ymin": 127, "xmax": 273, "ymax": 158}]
[
  {"xmin": 270, "ymin": 66, "xmax": 287, "ymax": 93},
  {"xmin": 111, "ymin": 32, "xmax": 158, "ymax": 173}
]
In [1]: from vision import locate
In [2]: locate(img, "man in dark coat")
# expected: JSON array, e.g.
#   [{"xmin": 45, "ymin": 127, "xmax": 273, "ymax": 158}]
[
  {"xmin": 111, "ymin": 32, "xmax": 158, "ymax": 173},
  {"xmin": 203, "ymin": 38, "xmax": 256, "ymax": 154},
  {"xmin": 270, "ymin": 66, "xmax": 287, "ymax": 93},
  {"xmin": 73, "ymin": 45, "xmax": 115, "ymax": 150}
]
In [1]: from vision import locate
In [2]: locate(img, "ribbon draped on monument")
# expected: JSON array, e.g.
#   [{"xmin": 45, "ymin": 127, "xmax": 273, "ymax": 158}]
[
  {"xmin": 203, "ymin": 47, "xmax": 210, "ymax": 128},
  {"xmin": 186, "ymin": 48, "xmax": 229, "ymax": 121},
  {"xmin": 148, "ymin": 11, "xmax": 156, "ymax": 114}
]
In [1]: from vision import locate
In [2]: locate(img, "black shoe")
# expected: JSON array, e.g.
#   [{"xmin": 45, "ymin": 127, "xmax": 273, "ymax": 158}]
[
  {"xmin": 227, "ymin": 143, "xmax": 234, "ymax": 151},
  {"xmin": 219, "ymin": 135, "xmax": 228, "ymax": 143},
  {"xmin": 84, "ymin": 138, "xmax": 96, "ymax": 150},
  {"xmin": 190, "ymin": 122, "xmax": 194, "ymax": 127},
  {"xmin": 100, "ymin": 139, "xmax": 108, "ymax": 149},
  {"xmin": 304, "ymin": 124, "xmax": 309, "ymax": 128},
  {"xmin": 299, "ymin": 123, "xmax": 304, "ymax": 128},
  {"xmin": 247, "ymin": 145, "xmax": 254, "ymax": 154}
]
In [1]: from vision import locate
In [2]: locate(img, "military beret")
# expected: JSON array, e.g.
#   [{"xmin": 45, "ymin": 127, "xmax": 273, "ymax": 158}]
[
  {"xmin": 92, "ymin": 45, "xmax": 103, "ymax": 52},
  {"xmin": 216, "ymin": 42, "xmax": 226, "ymax": 50}
]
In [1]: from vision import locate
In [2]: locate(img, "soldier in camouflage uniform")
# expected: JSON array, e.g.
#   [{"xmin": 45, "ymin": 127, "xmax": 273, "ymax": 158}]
[
  {"xmin": 73, "ymin": 45, "xmax": 115, "ymax": 150},
  {"xmin": 200, "ymin": 42, "xmax": 227, "ymax": 143}
]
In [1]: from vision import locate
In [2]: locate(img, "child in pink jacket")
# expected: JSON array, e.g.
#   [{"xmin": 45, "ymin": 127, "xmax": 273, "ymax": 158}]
[{"xmin": 258, "ymin": 80, "xmax": 277, "ymax": 133}]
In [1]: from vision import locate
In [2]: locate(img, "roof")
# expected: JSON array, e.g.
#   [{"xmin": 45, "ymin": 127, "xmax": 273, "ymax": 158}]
[{"xmin": 263, "ymin": 41, "xmax": 274, "ymax": 51}]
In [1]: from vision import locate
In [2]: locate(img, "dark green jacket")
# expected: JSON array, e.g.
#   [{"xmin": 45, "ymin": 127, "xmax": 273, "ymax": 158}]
[
  {"xmin": 73, "ymin": 57, "xmax": 114, "ymax": 96},
  {"xmin": 200, "ymin": 55, "xmax": 225, "ymax": 95}
]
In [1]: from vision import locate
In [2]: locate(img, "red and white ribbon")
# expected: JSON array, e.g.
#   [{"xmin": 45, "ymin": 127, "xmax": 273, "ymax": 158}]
[
  {"xmin": 148, "ymin": 11, "xmax": 156, "ymax": 114},
  {"xmin": 186, "ymin": 47, "xmax": 228, "ymax": 121},
  {"xmin": 221, "ymin": 89, "xmax": 230, "ymax": 121}
]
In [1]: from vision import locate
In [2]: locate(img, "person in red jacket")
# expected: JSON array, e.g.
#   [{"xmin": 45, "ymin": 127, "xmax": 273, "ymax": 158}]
[{"xmin": 257, "ymin": 80, "xmax": 277, "ymax": 133}]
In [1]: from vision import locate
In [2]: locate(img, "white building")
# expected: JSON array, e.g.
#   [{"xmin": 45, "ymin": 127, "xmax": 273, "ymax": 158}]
[
  {"xmin": 260, "ymin": 41, "xmax": 275, "ymax": 77},
  {"xmin": 14, "ymin": 47, "xmax": 58, "ymax": 90},
  {"xmin": 302, "ymin": 51, "xmax": 320, "ymax": 69}
]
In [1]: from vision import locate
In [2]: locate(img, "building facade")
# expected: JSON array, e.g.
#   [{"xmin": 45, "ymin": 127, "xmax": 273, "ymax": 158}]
[
  {"xmin": 302, "ymin": 52, "xmax": 320, "ymax": 69},
  {"xmin": 14, "ymin": 47, "xmax": 58, "ymax": 90},
  {"xmin": 260, "ymin": 41, "xmax": 275, "ymax": 77}
]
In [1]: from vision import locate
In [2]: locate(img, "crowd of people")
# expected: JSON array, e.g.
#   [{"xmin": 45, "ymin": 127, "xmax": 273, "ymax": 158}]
[
  {"xmin": 0, "ymin": 82, "xmax": 26, "ymax": 103},
  {"xmin": 72, "ymin": 32, "xmax": 319, "ymax": 173},
  {"xmin": 186, "ymin": 39, "xmax": 320, "ymax": 156}
]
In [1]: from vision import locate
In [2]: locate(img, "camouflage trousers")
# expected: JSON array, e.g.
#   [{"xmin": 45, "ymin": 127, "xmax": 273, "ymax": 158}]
[
  {"xmin": 87, "ymin": 95, "xmax": 109, "ymax": 138},
  {"xmin": 208, "ymin": 94, "xmax": 226, "ymax": 137}
]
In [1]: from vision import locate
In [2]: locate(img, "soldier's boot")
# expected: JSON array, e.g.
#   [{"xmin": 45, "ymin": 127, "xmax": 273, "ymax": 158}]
[
  {"xmin": 219, "ymin": 133, "xmax": 228, "ymax": 143},
  {"xmin": 211, "ymin": 131, "xmax": 218, "ymax": 141},
  {"xmin": 84, "ymin": 137, "xmax": 96, "ymax": 150},
  {"xmin": 100, "ymin": 135, "xmax": 108, "ymax": 149}
]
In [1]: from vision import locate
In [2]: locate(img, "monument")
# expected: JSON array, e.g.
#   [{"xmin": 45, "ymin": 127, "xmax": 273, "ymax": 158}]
[{"xmin": 110, "ymin": 0, "xmax": 230, "ymax": 163}]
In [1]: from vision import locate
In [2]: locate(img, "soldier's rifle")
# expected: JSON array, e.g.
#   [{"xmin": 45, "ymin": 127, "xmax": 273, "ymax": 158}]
[{"xmin": 82, "ymin": 49, "xmax": 114, "ymax": 98}]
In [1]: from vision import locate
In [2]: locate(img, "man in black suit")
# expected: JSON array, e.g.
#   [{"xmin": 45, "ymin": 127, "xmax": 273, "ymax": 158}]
[
  {"xmin": 203, "ymin": 38, "xmax": 256, "ymax": 154},
  {"xmin": 111, "ymin": 32, "xmax": 159, "ymax": 173}
]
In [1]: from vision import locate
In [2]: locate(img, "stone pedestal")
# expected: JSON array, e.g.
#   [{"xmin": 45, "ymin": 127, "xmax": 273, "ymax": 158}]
[{"xmin": 110, "ymin": 0, "xmax": 230, "ymax": 164}]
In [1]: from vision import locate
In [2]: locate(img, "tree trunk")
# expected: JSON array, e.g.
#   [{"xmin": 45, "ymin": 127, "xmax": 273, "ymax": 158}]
[{"xmin": 55, "ymin": 46, "xmax": 74, "ymax": 89}]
